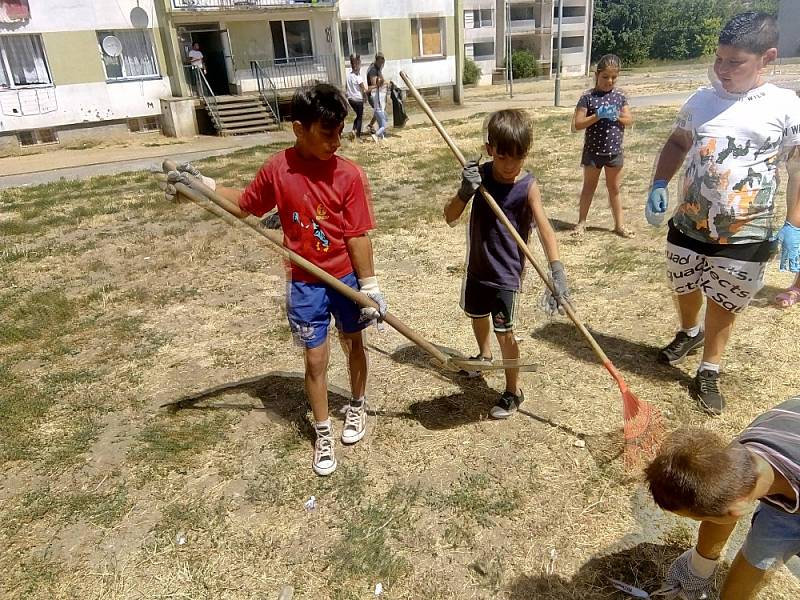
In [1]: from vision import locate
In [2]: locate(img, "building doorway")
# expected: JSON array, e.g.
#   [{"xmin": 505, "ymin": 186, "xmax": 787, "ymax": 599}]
[{"xmin": 178, "ymin": 26, "xmax": 231, "ymax": 96}]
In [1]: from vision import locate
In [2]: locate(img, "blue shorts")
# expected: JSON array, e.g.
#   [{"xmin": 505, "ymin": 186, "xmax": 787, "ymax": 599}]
[
  {"xmin": 287, "ymin": 272, "xmax": 367, "ymax": 349},
  {"xmin": 741, "ymin": 501, "xmax": 800, "ymax": 570}
]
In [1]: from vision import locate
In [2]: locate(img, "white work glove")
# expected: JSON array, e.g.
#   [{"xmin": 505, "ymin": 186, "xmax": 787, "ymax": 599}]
[
  {"xmin": 161, "ymin": 162, "xmax": 216, "ymax": 203},
  {"xmin": 655, "ymin": 548, "xmax": 719, "ymax": 599},
  {"xmin": 358, "ymin": 276, "xmax": 388, "ymax": 323}
]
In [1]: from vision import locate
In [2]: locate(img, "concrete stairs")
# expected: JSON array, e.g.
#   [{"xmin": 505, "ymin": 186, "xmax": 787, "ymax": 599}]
[{"xmin": 205, "ymin": 94, "xmax": 279, "ymax": 136}]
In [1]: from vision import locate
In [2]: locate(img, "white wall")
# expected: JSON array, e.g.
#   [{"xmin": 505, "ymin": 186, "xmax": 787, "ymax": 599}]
[
  {"xmin": 339, "ymin": 0, "xmax": 453, "ymax": 19},
  {"xmin": 3, "ymin": 0, "xmax": 161, "ymax": 33},
  {"xmin": 381, "ymin": 56, "xmax": 455, "ymax": 88},
  {"xmin": 0, "ymin": 78, "xmax": 170, "ymax": 132}
]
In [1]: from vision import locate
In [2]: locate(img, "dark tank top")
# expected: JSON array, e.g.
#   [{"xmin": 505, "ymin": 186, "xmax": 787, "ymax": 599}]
[{"xmin": 466, "ymin": 162, "xmax": 535, "ymax": 290}]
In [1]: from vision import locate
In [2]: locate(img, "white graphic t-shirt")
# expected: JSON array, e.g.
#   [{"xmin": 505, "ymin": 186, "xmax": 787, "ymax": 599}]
[{"xmin": 672, "ymin": 83, "xmax": 800, "ymax": 244}]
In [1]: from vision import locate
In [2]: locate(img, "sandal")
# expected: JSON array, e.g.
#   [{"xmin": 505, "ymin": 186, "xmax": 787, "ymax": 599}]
[
  {"xmin": 775, "ymin": 287, "xmax": 800, "ymax": 308},
  {"xmin": 570, "ymin": 223, "xmax": 586, "ymax": 238}
]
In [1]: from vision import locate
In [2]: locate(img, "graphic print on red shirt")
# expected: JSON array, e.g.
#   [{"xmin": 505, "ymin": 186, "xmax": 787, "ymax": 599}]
[{"xmin": 239, "ymin": 147, "xmax": 375, "ymax": 283}]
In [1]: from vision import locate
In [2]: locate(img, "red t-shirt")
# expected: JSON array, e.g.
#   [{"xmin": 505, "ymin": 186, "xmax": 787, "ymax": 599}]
[{"xmin": 240, "ymin": 147, "xmax": 375, "ymax": 283}]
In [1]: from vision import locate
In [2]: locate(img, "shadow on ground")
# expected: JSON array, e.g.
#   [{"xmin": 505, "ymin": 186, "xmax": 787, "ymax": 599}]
[
  {"xmin": 369, "ymin": 343, "xmax": 501, "ymax": 430},
  {"xmin": 532, "ymin": 321, "xmax": 693, "ymax": 388},
  {"xmin": 160, "ymin": 371, "xmax": 351, "ymax": 441},
  {"xmin": 505, "ymin": 542, "xmax": 684, "ymax": 599}
]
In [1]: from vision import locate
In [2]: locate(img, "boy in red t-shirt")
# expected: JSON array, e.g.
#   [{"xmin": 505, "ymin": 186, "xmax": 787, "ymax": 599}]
[{"xmin": 166, "ymin": 84, "xmax": 386, "ymax": 476}]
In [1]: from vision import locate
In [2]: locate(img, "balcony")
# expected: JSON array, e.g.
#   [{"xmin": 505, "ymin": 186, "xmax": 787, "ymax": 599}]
[
  {"xmin": 171, "ymin": 0, "xmax": 336, "ymax": 10},
  {"xmin": 250, "ymin": 54, "xmax": 340, "ymax": 91},
  {"xmin": 509, "ymin": 19, "xmax": 541, "ymax": 34}
]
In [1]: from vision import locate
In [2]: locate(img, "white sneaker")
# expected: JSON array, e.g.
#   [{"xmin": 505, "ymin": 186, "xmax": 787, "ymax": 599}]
[
  {"xmin": 313, "ymin": 425, "xmax": 337, "ymax": 476},
  {"xmin": 341, "ymin": 399, "xmax": 367, "ymax": 445}
]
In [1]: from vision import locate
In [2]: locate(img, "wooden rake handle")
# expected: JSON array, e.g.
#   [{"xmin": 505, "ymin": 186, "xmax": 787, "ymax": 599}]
[
  {"xmin": 398, "ymin": 71, "xmax": 614, "ymax": 369},
  {"xmin": 161, "ymin": 160, "xmax": 456, "ymax": 370}
]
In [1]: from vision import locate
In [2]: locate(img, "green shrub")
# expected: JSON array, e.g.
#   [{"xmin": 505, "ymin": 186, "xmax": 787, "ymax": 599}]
[
  {"xmin": 463, "ymin": 57, "xmax": 482, "ymax": 85},
  {"xmin": 505, "ymin": 50, "xmax": 538, "ymax": 80}
]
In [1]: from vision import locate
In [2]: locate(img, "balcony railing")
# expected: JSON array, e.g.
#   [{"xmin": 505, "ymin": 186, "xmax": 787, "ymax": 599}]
[
  {"xmin": 249, "ymin": 54, "xmax": 340, "ymax": 90},
  {"xmin": 172, "ymin": 0, "xmax": 336, "ymax": 9}
]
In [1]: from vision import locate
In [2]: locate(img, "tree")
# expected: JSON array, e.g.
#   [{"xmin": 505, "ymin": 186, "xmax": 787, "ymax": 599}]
[{"xmin": 592, "ymin": 0, "xmax": 779, "ymax": 64}]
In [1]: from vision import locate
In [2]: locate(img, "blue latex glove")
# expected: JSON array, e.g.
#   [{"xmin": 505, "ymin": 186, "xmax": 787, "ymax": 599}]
[
  {"xmin": 645, "ymin": 179, "xmax": 669, "ymax": 226},
  {"xmin": 777, "ymin": 221, "xmax": 800, "ymax": 272},
  {"xmin": 596, "ymin": 104, "xmax": 619, "ymax": 120}
]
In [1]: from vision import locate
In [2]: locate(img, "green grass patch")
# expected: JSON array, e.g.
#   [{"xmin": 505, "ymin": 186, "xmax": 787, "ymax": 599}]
[
  {"xmin": 130, "ymin": 412, "xmax": 237, "ymax": 472},
  {"xmin": 0, "ymin": 289, "xmax": 77, "ymax": 346},
  {"xmin": 0, "ymin": 364, "xmax": 51, "ymax": 462},
  {"xmin": 329, "ymin": 484, "xmax": 419, "ymax": 587},
  {"xmin": 8, "ymin": 483, "xmax": 129, "ymax": 534}
]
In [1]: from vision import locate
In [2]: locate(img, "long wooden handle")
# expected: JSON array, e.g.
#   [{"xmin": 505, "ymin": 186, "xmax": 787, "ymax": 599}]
[
  {"xmin": 162, "ymin": 160, "xmax": 454, "ymax": 369},
  {"xmin": 398, "ymin": 71, "xmax": 612, "ymax": 366}
]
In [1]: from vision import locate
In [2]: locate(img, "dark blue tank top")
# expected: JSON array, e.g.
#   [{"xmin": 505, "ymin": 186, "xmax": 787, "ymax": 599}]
[{"xmin": 467, "ymin": 162, "xmax": 535, "ymax": 290}]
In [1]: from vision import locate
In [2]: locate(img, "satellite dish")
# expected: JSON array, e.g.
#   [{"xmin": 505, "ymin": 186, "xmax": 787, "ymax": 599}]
[
  {"xmin": 102, "ymin": 35, "xmax": 123, "ymax": 57},
  {"xmin": 130, "ymin": 6, "xmax": 149, "ymax": 28}
]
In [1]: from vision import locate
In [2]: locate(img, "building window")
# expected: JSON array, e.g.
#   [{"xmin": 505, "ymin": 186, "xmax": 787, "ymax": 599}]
[
  {"xmin": 411, "ymin": 17, "xmax": 445, "ymax": 59},
  {"xmin": 554, "ymin": 6, "xmax": 586, "ymax": 18},
  {"xmin": 560, "ymin": 36, "xmax": 584, "ymax": 49},
  {"xmin": 474, "ymin": 9, "xmax": 493, "ymax": 28},
  {"xmin": 472, "ymin": 41, "xmax": 494, "ymax": 59},
  {"xmin": 18, "ymin": 128, "xmax": 58, "ymax": 147},
  {"xmin": 341, "ymin": 20, "xmax": 378, "ymax": 59},
  {"xmin": 0, "ymin": 34, "xmax": 51, "ymax": 87},
  {"xmin": 270, "ymin": 20, "xmax": 313, "ymax": 64},
  {"xmin": 465, "ymin": 8, "xmax": 493, "ymax": 28},
  {"xmin": 97, "ymin": 30, "xmax": 159, "ymax": 80},
  {"xmin": 509, "ymin": 6, "xmax": 535, "ymax": 22},
  {"xmin": 128, "ymin": 116, "xmax": 161, "ymax": 133}
]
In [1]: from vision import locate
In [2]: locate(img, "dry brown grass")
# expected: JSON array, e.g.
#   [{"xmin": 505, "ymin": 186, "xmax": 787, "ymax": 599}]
[{"xmin": 1, "ymin": 101, "xmax": 799, "ymax": 600}]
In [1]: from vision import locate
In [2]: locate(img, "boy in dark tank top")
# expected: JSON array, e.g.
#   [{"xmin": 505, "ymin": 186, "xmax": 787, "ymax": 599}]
[{"xmin": 443, "ymin": 109, "xmax": 572, "ymax": 419}]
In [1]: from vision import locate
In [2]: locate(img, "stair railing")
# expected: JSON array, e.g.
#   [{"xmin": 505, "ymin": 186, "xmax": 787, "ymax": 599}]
[
  {"xmin": 250, "ymin": 60, "xmax": 281, "ymax": 127},
  {"xmin": 192, "ymin": 65, "xmax": 222, "ymax": 131}
]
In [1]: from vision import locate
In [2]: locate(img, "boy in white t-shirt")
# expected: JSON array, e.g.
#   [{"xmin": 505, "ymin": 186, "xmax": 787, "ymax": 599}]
[
  {"xmin": 646, "ymin": 11, "xmax": 800, "ymax": 415},
  {"xmin": 345, "ymin": 54, "xmax": 367, "ymax": 139}
]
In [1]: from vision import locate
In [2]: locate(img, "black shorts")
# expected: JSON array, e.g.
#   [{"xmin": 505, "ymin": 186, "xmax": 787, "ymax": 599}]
[
  {"xmin": 461, "ymin": 277, "xmax": 518, "ymax": 333},
  {"xmin": 581, "ymin": 149, "xmax": 623, "ymax": 169}
]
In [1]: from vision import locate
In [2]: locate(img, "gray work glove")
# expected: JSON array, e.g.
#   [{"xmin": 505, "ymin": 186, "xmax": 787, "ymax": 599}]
[
  {"xmin": 458, "ymin": 160, "xmax": 482, "ymax": 202},
  {"xmin": 261, "ymin": 211, "xmax": 282, "ymax": 230},
  {"xmin": 655, "ymin": 549, "xmax": 719, "ymax": 600},
  {"xmin": 161, "ymin": 163, "xmax": 216, "ymax": 203},
  {"xmin": 358, "ymin": 276, "xmax": 388, "ymax": 324},
  {"xmin": 540, "ymin": 260, "xmax": 573, "ymax": 316},
  {"xmin": 162, "ymin": 169, "xmax": 190, "ymax": 203}
]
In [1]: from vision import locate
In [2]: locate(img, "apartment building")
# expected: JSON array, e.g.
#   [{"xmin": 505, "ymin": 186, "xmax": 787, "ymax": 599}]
[
  {"xmin": 0, "ymin": 0, "xmax": 171, "ymax": 150},
  {"xmin": 464, "ymin": 0, "xmax": 591, "ymax": 84},
  {"xmin": 0, "ymin": 0, "xmax": 459, "ymax": 148}
]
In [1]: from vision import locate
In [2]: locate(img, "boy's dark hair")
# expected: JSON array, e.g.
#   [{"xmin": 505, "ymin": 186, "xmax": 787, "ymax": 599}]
[
  {"xmin": 596, "ymin": 54, "xmax": 621, "ymax": 72},
  {"xmin": 719, "ymin": 11, "xmax": 779, "ymax": 54},
  {"xmin": 645, "ymin": 428, "xmax": 759, "ymax": 517},
  {"xmin": 292, "ymin": 83, "xmax": 349, "ymax": 129},
  {"xmin": 486, "ymin": 109, "xmax": 531, "ymax": 158}
]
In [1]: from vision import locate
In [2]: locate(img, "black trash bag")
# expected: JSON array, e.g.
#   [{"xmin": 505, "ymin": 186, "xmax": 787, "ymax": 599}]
[{"xmin": 390, "ymin": 83, "xmax": 409, "ymax": 128}]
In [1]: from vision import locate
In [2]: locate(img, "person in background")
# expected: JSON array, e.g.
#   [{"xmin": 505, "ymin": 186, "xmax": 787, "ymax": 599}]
[
  {"xmin": 345, "ymin": 54, "xmax": 368, "ymax": 140},
  {"xmin": 571, "ymin": 53, "xmax": 634, "ymax": 238}
]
